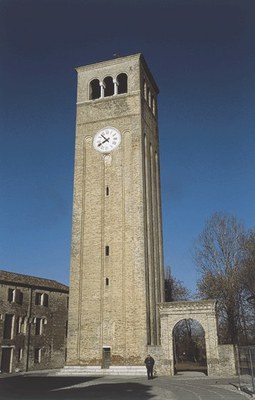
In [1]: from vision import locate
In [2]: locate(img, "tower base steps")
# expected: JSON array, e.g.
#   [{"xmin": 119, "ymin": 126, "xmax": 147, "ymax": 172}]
[{"xmin": 55, "ymin": 365, "xmax": 146, "ymax": 376}]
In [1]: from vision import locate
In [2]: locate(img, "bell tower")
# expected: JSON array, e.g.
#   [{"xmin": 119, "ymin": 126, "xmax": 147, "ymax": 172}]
[{"xmin": 67, "ymin": 53, "xmax": 164, "ymax": 368}]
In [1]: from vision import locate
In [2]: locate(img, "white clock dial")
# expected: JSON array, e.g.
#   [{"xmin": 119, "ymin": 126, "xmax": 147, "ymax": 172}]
[{"xmin": 93, "ymin": 127, "xmax": 121, "ymax": 153}]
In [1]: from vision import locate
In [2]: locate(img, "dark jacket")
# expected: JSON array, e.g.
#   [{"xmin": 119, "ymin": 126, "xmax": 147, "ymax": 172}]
[{"xmin": 144, "ymin": 356, "xmax": 155, "ymax": 369}]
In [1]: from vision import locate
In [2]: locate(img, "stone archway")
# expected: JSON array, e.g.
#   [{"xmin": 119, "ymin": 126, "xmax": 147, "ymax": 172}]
[
  {"xmin": 173, "ymin": 318, "xmax": 207, "ymax": 374},
  {"xmin": 158, "ymin": 300, "xmax": 220, "ymax": 376}
]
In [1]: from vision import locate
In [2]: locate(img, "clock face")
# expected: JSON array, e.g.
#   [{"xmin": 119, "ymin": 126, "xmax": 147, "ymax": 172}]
[{"xmin": 93, "ymin": 127, "xmax": 121, "ymax": 153}]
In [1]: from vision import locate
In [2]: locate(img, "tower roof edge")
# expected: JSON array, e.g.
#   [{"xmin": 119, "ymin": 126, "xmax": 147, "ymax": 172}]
[{"xmin": 75, "ymin": 53, "xmax": 142, "ymax": 72}]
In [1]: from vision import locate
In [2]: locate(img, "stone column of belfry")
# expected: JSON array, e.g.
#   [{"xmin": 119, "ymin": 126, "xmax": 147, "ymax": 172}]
[{"xmin": 67, "ymin": 53, "xmax": 165, "ymax": 369}]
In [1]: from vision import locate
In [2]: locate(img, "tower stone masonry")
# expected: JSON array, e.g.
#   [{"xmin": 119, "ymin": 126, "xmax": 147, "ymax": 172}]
[{"xmin": 67, "ymin": 53, "xmax": 165, "ymax": 368}]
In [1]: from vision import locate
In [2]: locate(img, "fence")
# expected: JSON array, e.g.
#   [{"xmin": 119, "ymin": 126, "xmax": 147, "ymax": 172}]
[{"xmin": 236, "ymin": 345, "xmax": 255, "ymax": 395}]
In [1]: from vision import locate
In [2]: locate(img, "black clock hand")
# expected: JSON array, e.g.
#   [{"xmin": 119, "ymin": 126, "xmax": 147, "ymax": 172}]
[
  {"xmin": 101, "ymin": 135, "xmax": 110, "ymax": 142},
  {"xmin": 98, "ymin": 137, "xmax": 110, "ymax": 147}
]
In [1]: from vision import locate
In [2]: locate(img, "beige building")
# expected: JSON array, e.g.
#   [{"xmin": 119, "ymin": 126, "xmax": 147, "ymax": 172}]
[{"xmin": 67, "ymin": 53, "xmax": 165, "ymax": 369}]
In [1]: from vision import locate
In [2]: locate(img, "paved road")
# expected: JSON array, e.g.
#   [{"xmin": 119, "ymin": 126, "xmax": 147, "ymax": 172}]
[{"xmin": 0, "ymin": 373, "xmax": 250, "ymax": 400}]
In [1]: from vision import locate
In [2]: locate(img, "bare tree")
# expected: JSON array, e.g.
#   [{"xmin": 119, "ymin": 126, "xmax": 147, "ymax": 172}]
[
  {"xmin": 193, "ymin": 212, "xmax": 248, "ymax": 344},
  {"xmin": 165, "ymin": 266, "xmax": 190, "ymax": 302},
  {"xmin": 241, "ymin": 230, "xmax": 255, "ymax": 297},
  {"xmin": 240, "ymin": 230, "xmax": 255, "ymax": 342}
]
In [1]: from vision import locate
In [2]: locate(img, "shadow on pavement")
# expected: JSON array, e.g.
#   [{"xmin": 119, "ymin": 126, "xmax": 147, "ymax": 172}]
[{"xmin": 0, "ymin": 376, "xmax": 156, "ymax": 400}]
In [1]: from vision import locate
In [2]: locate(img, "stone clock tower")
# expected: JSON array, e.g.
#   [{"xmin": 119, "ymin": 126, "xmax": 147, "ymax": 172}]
[{"xmin": 67, "ymin": 53, "xmax": 164, "ymax": 370}]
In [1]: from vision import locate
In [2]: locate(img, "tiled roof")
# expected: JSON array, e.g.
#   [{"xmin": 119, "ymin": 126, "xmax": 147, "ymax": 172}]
[{"xmin": 0, "ymin": 270, "xmax": 69, "ymax": 292}]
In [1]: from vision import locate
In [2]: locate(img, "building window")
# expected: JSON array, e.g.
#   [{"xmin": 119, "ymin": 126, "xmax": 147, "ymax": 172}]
[
  {"xmin": 16, "ymin": 316, "xmax": 23, "ymax": 335},
  {"xmin": 8, "ymin": 288, "xmax": 15, "ymax": 302},
  {"xmin": 105, "ymin": 246, "xmax": 110, "ymax": 256},
  {"xmin": 3, "ymin": 314, "xmax": 15, "ymax": 339},
  {"xmin": 147, "ymin": 87, "xmax": 151, "ymax": 108},
  {"xmin": 8, "ymin": 288, "xmax": 23, "ymax": 304},
  {"xmin": 117, "ymin": 73, "xmax": 127, "ymax": 94},
  {"xmin": 34, "ymin": 348, "xmax": 41, "ymax": 364},
  {"xmin": 106, "ymin": 278, "xmax": 109, "ymax": 286},
  {"xmin": 22, "ymin": 317, "xmax": 27, "ymax": 334},
  {"xmin": 151, "ymin": 95, "xmax": 155, "ymax": 115},
  {"xmin": 35, "ymin": 292, "xmax": 48, "ymax": 306},
  {"xmin": 89, "ymin": 79, "xmax": 100, "ymax": 100},
  {"xmin": 106, "ymin": 186, "xmax": 109, "ymax": 196},
  {"xmin": 17, "ymin": 348, "xmax": 23, "ymax": 361},
  {"xmin": 35, "ymin": 318, "xmax": 43, "ymax": 335},
  {"xmin": 142, "ymin": 77, "xmax": 156, "ymax": 115}
]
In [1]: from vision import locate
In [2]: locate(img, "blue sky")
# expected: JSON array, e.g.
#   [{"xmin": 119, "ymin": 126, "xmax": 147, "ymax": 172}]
[{"xmin": 0, "ymin": 0, "xmax": 255, "ymax": 294}]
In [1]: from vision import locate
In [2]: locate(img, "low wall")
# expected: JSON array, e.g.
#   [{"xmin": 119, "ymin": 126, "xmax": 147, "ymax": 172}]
[{"xmin": 218, "ymin": 344, "xmax": 237, "ymax": 376}]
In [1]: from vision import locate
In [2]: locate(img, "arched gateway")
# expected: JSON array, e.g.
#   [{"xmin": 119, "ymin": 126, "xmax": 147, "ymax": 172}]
[
  {"xmin": 155, "ymin": 300, "xmax": 236, "ymax": 376},
  {"xmin": 173, "ymin": 318, "xmax": 207, "ymax": 374}
]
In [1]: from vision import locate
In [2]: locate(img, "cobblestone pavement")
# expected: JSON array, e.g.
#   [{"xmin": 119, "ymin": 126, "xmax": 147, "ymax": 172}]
[{"xmin": 0, "ymin": 372, "xmax": 252, "ymax": 400}]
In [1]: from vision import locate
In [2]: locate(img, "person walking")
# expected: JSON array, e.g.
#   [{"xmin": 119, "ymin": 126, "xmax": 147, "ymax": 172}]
[{"xmin": 144, "ymin": 354, "xmax": 155, "ymax": 380}]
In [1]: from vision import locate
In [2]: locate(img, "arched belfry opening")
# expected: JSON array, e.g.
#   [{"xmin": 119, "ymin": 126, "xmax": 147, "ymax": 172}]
[
  {"xmin": 89, "ymin": 79, "xmax": 100, "ymax": 100},
  {"xmin": 89, "ymin": 73, "xmax": 127, "ymax": 100},
  {"xmin": 104, "ymin": 76, "xmax": 114, "ymax": 97},
  {"xmin": 173, "ymin": 318, "xmax": 207, "ymax": 375},
  {"xmin": 117, "ymin": 73, "xmax": 127, "ymax": 94}
]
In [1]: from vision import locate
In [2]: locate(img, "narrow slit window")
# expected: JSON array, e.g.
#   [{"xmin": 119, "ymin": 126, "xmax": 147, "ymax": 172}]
[
  {"xmin": 105, "ymin": 246, "xmax": 110, "ymax": 256},
  {"xmin": 106, "ymin": 278, "xmax": 109, "ymax": 286},
  {"xmin": 65, "ymin": 320, "xmax": 68, "ymax": 337},
  {"xmin": 106, "ymin": 186, "xmax": 109, "ymax": 196}
]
